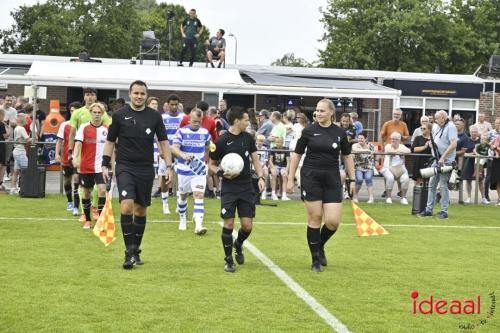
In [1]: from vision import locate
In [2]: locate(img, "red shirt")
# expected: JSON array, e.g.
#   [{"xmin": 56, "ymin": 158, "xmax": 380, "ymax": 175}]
[
  {"xmin": 75, "ymin": 123, "xmax": 108, "ymax": 174},
  {"xmin": 179, "ymin": 115, "xmax": 218, "ymax": 141},
  {"xmin": 56, "ymin": 121, "xmax": 72, "ymax": 166}
]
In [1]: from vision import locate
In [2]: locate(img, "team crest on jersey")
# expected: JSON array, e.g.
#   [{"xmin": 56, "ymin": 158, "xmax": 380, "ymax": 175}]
[
  {"xmin": 145, "ymin": 128, "xmax": 151, "ymax": 135},
  {"xmin": 102, "ymin": 130, "xmax": 107, "ymax": 137}
]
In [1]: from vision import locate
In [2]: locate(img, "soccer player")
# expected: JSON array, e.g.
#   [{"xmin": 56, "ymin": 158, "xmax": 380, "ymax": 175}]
[
  {"xmin": 72, "ymin": 103, "xmax": 108, "ymax": 229},
  {"xmin": 55, "ymin": 102, "xmax": 81, "ymax": 215},
  {"xmin": 102, "ymin": 80, "xmax": 172, "ymax": 269},
  {"xmin": 170, "ymin": 109, "xmax": 211, "ymax": 234},
  {"xmin": 68, "ymin": 88, "xmax": 112, "ymax": 221},
  {"xmin": 209, "ymin": 107, "xmax": 266, "ymax": 273},
  {"xmin": 159, "ymin": 94, "xmax": 184, "ymax": 214},
  {"xmin": 286, "ymin": 99, "xmax": 355, "ymax": 272}
]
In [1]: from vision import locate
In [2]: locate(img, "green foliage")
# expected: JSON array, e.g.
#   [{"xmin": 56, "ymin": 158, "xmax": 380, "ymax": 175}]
[
  {"xmin": 271, "ymin": 52, "xmax": 312, "ymax": 67},
  {"xmin": 0, "ymin": 0, "xmax": 210, "ymax": 62},
  {"xmin": 319, "ymin": 0, "xmax": 500, "ymax": 73},
  {"xmin": 1, "ymin": 194, "xmax": 499, "ymax": 332}
]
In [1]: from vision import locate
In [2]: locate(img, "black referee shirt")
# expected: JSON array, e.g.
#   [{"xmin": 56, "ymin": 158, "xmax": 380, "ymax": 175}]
[
  {"xmin": 295, "ymin": 123, "xmax": 351, "ymax": 170},
  {"xmin": 210, "ymin": 131, "xmax": 257, "ymax": 184},
  {"xmin": 107, "ymin": 105, "xmax": 168, "ymax": 167}
]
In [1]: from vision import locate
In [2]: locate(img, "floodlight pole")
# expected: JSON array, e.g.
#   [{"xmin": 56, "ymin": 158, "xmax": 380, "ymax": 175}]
[{"xmin": 229, "ymin": 33, "xmax": 237, "ymax": 64}]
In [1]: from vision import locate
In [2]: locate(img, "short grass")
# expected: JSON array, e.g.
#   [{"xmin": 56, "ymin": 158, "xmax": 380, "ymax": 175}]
[{"xmin": 0, "ymin": 194, "xmax": 499, "ymax": 333}]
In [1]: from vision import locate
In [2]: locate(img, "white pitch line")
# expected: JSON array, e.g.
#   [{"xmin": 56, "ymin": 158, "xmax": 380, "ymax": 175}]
[
  {"xmin": 230, "ymin": 229, "xmax": 352, "ymax": 333},
  {"xmin": 1, "ymin": 217, "xmax": 500, "ymax": 230}
]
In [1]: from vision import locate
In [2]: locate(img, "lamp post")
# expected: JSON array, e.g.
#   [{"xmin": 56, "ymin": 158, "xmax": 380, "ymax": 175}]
[{"xmin": 229, "ymin": 33, "xmax": 237, "ymax": 64}]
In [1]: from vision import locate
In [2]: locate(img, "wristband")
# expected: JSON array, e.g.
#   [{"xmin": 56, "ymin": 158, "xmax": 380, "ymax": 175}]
[{"xmin": 102, "ymin": 155, "xmax": 112, "ymax": 168}]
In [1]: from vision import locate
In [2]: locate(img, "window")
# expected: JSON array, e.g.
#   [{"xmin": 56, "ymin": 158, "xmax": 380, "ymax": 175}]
[{"xmin": 400, "ymin": 97, "xmax": 423, "ymax": 108}]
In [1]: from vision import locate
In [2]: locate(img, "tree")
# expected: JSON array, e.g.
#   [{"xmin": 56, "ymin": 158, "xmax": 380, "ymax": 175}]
[
  {"xmin": 271, "ymin": 53, "xmax": 311, "ymax": 67},
  {"xmin": 0, "ymin": 0, "xmax": 210, "ymax": 62},
  {"xmin": 318, "ymin": 0, "xmax": 497, "ymax": 73}
]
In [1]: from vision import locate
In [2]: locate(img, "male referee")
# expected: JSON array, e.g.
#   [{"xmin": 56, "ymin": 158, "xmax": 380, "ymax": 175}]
[
  {"xmin": 209, "ymin": 107, "xmax": 265, "ymax": 273},
  {"xmin": 102, "ymin": 80, "xmax": 173, "ymax": 269}
]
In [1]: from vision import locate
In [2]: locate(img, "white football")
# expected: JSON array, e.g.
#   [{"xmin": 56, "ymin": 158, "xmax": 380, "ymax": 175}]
[{"xmin": 221, "ymin": 153, "xmax": 244, "ymax": 175}]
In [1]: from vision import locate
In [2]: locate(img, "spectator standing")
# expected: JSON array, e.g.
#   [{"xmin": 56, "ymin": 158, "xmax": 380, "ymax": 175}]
[
  {"xmin": 256, "ymin": 110, "xmax": 273, "ymax": 145},
  {"xmin": 411, "ymin": 123, "xmax": 433, "ymax": 185},
  {"xmin": 380, "ymin": 109, "xmax": 410, "ymax": 145},
  {"xmin": 350, "ymin": 112, "xmax": 363, "ymax": 136},
  {"xmin": 410, "ymin": 115, "xmax": 430, "ymax": 144},
  {"xmin": 474, "ymin": 112, "xmax": 492, "ymax": 136},
  {"xmin": 10, "ymin": 114, "xmax": 31, "ymax": 194},
  {"xmin": 0, "ymin": 109, "xmax": 12, "ymax": 191},
  {"xmin": 268, "ymin": 111, "xmax": 286, "ymax": 148},
  {"xmin": 462, "ymin": 126, "xmax": 481, "ymax": 203},
  {"xmin": 178, "ymin": 9, "xmax": 203, "ymax": 67}
]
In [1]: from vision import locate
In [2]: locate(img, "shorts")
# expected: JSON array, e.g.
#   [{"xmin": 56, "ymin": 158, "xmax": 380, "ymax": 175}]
[
  {"xmin": 300, "ymin": 167, "xmax": 342, "ymax": 203},
  {"xmin": 275, "ymin": 166, "xmax": 287, "ymax": 177},
  {"xmin": 80, "ymin": 173, "xmax": 105, "ymax": 188},
  {"xmin": 13, "ymin": 150, "xmax": 28, "ymax": 170},
  {"xmin": 116, "ymin": 163, "xmax": 155, "ymax": 207},
  {"xmin": 158, "ymin": 157, "xmax": 175, "ymax": 176},
  {"xmin": 220, "ymin": 181, "xmax": 255, "ymax": 219},
  {"xmin": 62, "ymin": 166, "xmax": 75, "ymax": 177},
  {"xmin": 178, "ymin": 174, "xmax": 206, "ymax": 194}
]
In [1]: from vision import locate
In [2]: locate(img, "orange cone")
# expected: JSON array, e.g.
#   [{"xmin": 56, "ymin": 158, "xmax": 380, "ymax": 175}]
[{"xmin": 352, "ymin": 202, "xmax": 389, "ymax": 237}]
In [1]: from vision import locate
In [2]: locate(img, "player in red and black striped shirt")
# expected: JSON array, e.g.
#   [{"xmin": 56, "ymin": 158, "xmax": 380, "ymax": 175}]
[{"xmin": 72, "ymin": 103, "xmax": 109, "ymax": 229}]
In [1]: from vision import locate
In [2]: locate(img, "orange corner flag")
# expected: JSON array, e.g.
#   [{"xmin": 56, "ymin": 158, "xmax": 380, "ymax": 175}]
[
  {"xmin": 93, "ymin": 193, "xmax": 116, "ymax": 246},
  {"xmin": 352, "ymin": 202, "xmax": 389, "ymax": 237}
]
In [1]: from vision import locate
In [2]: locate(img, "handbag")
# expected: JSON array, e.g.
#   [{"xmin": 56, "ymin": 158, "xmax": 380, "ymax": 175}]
[{"xmin": 389, "ymin": 155, "xmax": 405, "ymax": 178}]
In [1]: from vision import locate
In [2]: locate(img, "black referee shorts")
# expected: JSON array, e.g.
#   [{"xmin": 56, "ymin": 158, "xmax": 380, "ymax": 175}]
[
  {"xmin": 116, "ymin": 163, "xmax": 155, "ymax": 207},
  {"xmin": 220, "ymin": 181, "xmax": 255, "ymax": 219},
  {"xmin": 300, "ymin": 167, "xmax": 342, "ymax": 203},
  {"xmin": 80, "ymin": 173, "xmax": 105, "ymax": 188}
]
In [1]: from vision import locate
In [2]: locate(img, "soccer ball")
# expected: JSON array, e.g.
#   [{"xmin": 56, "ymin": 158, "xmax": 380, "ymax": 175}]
[{"xmin": 221, "ymin": 153, "xmax": 244, "ymax": 175}]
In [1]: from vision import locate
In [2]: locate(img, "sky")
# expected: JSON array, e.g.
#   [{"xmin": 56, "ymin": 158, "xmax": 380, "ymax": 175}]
[{"xmin": 0, "ymin": 0, "xmax": 327, "ymax": 66}]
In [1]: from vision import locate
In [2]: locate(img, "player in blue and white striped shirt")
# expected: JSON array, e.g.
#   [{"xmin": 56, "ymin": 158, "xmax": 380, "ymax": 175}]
[
  {"xmin": 170, "ymin": 108, "xmax": 211, "ymax": 234},
  {"xmin": 158, "ymin": 95, "xmax": 184, "ymax": 214}
]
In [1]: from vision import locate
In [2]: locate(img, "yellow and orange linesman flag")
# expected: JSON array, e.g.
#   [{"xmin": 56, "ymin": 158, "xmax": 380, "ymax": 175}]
[
  {"xmin": 93, "ymin": 192, "xmax": 116, "ymax": 246},
  {"xmin": 351, "ymin": 202, "xmax": 389, "ymax": 237}
]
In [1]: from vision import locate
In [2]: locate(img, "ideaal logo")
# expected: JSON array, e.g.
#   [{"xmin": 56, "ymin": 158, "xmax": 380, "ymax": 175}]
[
  {"xmin": 410, "ymin": 291, "xmax": 481, "ymax": 315},
  {"xmin": 410, "ymin": 291, "xmax": 496, "ymax": 330}
]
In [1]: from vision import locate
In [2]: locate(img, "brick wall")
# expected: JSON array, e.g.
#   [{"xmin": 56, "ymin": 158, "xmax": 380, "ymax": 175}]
[{"xmin": 479, "ymin": 92, "xmax": 500, "ymax": 122}]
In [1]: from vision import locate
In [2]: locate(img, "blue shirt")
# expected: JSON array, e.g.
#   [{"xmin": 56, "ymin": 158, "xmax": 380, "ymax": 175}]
[
  {"xmin": 172, "ymin": 126, "xmax": 211, "ymax": 176},
  {"xmin": 431, "ymin": 121, "xmax": 458, "ymax": 164}
]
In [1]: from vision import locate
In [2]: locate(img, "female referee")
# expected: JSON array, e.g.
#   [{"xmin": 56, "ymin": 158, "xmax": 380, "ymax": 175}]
[{"xmin": 287, "ymin": 99, "xmax": 355, "ymax": 272}]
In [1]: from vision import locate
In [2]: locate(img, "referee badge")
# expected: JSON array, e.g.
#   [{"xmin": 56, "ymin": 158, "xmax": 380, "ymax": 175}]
[
  {"xmin": 145, "ymin": 128, "xmax": 151, "ymax": 135},
  {"xmin": 332, "ymin": 142, "xmax": 338, "ymax": 149}
]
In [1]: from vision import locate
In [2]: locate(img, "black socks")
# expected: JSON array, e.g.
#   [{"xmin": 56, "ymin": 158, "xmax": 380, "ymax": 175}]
[
  {"xmin": 320, "ymin": 224, "xmax": 337, "ymax": 250},
  {"xmin": 134, "ymin": 215, "xmax": 146, "ymax": 249},
  {"xmin": 221, "ymin": 227, "xmax": 233, "ymax": 258},
  {"xmin": 121, "ymin": 214, "xmax": 135, "ymax": 253},
  {"xmin": 307, "ymin": 226, "xmax": 321, "ymax": 261}
]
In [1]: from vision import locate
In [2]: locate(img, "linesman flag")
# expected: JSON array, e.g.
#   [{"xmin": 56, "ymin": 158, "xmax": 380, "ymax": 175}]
[
  {"xmin": 93, "ymin": 189, "xmax": 116, "ymax": 246},
  {"xmin": 352, "ymin": 202, "xmax": 389, "ymax": 237}
]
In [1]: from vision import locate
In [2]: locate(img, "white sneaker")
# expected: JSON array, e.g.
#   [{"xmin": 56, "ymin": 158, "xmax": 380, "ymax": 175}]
[
  {"xmin": 195, "ymin": 226, "xmax": 207, "ymax": 235},
  {"xmin": 3, "ymin": 175, "xmax": 11, "ymax": 181},
  {"xmin": 386, "ymin": 197, "xmax": 392, "ymax": 204},
  {"xmin": 481, "ymin": 198, "xmax": 490, "ymax": 205},
  {"xmin": 9, "ymin": 187, "xmax": 19, "ymax": 195},
  {"xmin": 272, "ymin": 194, "xmax": 279, "ymax": 201},
  {"xmin": 352, "ymin": 198, "xmax": 359, "ymax": 203},
  {"xmin": 178, "ymin": 214, "xmax": 187, "ymax": 231},
  {"xmin": 261, "ymin": 192, "xmax": 266, "ymax": 200},
  {"xmin": 401, "ymin": 198, "xmax": 409, "ymax": 205},
  {"xmin": 72, "ymin": 207, "xmax": 80, "ymax": 216},
  {"xmin": 163, "ymin": 203, "xmax": 171, "ymax": 214},
  {"xmin": 464, "ymin": 198, "xmax": 471, "ymax": 204},
  {"xmin": 367, "ymin": 197, "xmax": 374, "ymax": 204},
  {"xmin": 281, "ymin": 195, "xmax": 291, "ymax": 201}
]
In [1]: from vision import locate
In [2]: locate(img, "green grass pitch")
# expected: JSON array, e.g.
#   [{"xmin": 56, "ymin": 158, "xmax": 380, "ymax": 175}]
[{"xmin": 0, "ymin": 195, "xmax": 499, "ymax": 332}]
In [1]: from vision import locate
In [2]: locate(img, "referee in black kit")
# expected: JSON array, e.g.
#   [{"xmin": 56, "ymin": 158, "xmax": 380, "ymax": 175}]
[
  {"xmin": 209, "ymin": 107, "xmax": 265, "ymax": 273},
  {"xmin": 286, "ymin": 99, "xmax": 355, "ymax": 272},
  {"xmin": 102, "ymin": 80, "xmax": 173, "ymax": 269}
]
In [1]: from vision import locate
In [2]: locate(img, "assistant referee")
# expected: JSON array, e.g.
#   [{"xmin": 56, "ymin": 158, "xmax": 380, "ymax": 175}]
[
  {"xmin": 102, "ymin": 80, "xmax": 173, "ymax": 269},
  {"xmin": 287, "ymin": 99, "xmax": 355, "ymax": 272}
]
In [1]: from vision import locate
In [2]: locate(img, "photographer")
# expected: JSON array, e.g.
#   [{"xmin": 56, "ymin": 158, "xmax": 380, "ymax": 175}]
[{"xmin": 417, "ymin": 110, "xmax": 457, "ymax": 219}]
